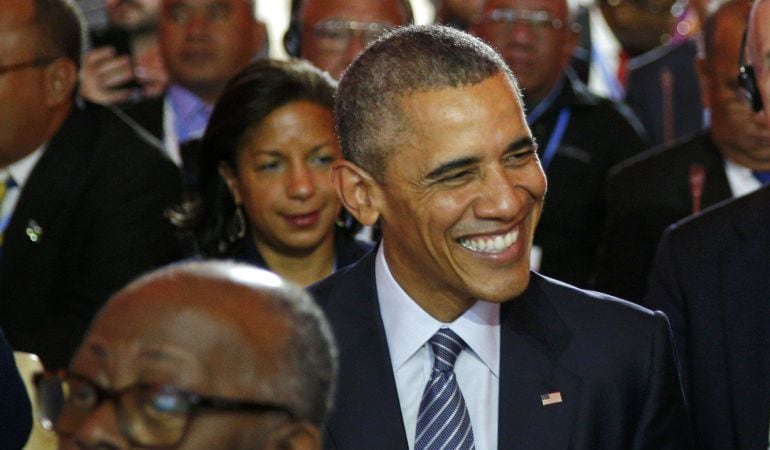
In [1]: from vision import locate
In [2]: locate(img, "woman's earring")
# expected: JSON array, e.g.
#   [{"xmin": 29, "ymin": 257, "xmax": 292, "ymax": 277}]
[{"xmin": 228, "ymin": 207, "xmax": 246, "ymax": 242}]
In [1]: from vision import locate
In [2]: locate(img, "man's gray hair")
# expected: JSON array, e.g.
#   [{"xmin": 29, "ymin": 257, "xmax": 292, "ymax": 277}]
[{"xmin": 335, "ymin": 24, "xmax": 520, "ymax": 180}]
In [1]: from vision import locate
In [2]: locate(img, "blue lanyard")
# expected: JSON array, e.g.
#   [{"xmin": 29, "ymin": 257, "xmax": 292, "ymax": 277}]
[
  {"xmin": 538, "ymin": 107, "xmax": 571, "ymax": 172},
  {"xmin": 527, "ymin": 77, "xmax": 565, "ymax": 124}
]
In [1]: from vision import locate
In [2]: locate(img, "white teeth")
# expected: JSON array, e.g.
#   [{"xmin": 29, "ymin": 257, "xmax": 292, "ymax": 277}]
[{"xmin": 459, "ymin": 229, "xmax": 519, "ymax": 254}]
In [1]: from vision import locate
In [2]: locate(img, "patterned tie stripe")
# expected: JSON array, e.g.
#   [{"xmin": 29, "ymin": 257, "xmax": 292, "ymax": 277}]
[{"xmin": 415, "ymin": 328, "xmax": 475, "ymax": 450}]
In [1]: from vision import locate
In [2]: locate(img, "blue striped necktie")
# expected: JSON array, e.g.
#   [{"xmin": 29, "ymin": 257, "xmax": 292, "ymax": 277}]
[{"xmin": 415, "ymin": 328, "xmax": 475, "ymax": 450}]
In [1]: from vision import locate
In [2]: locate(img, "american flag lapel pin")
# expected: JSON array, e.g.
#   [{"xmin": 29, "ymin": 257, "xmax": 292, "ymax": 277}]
[{"xmin": 541, "ymin": 391, "xmax": 563, "ymax": 406}]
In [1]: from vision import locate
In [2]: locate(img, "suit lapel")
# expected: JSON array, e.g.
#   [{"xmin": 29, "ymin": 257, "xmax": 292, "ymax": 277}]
[
  {"xmin": 721, "ymin": 192, "xmax": 770, "ymax": 449},
  {"xmin": 2, "ymin": 107, "xmax": 92, "ymax": 274},
  {"xmin": 498, "ymin": 274, "xmax": 581, "ymax": 449},
  {"xmin": 322, "ymin": 254, "xmax": 409, "ymax": 450}
]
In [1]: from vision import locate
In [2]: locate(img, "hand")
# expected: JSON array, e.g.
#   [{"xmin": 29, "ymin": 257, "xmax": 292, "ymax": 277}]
[
  {"xmin": 133, "ymin": 43, "xmax": 169, "ymax": 99},
  {"xmin": 80, "ymin": 46, "xmax": 137, "ymax": 105}
]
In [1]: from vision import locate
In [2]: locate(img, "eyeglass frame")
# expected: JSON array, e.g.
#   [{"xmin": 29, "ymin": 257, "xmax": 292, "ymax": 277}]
[
  {"xmin": 0, "ymin": 56, "xmax": 59, "ymax": 76},
  {"xmin": 308, "ymin": 19, "xmax": 395, "ymax": 51},
  {"xmin": 34, "ymin": 371, "xmax": 299, "ymax": 448},
  {"xmin": 477, "ymin": 7, "xmax": 570, "ymax": 31}
]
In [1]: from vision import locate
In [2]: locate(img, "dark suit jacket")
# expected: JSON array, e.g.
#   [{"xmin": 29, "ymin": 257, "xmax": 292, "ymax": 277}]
[
  {"xmin": 121, "ymin": 95, "xmax": 164, "ymax": 141},
  {"xmin": 645, "ymin": 185, "xmax": 770, "ymax": 450},
  {"xmin": 310, "ymin": 251, "xmax": 692, "ymax": 449},
  {"xmin": 594, "ymin": 132, "xmax": 733, "ymax": 302},
  {"xmin": 531, "ymin": 70, "xmax": 647, "ymax": 288},
  {"xmin": 0, "ymin": 328, "xmax": 31, "ymax": 449},
  {"xmin": 0, "ymin": 102, "xmax": 183, "ymax": 370},
  {"xmin": 122, "ymin": 95, "xmax": 203, "ymax": 194},
  {"xmin": 625, "ymin": 39, "xmax": 704, "ymax": 147}
]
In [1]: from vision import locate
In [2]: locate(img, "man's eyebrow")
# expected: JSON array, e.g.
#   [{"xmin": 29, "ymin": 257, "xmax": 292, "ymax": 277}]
[
  {"xmin": 424, "ymin": 136, "xmax": 536, "ymax": 181},
  {"xmin": 505, "ymin": 136, "xmax": 537, "ymax": 153}
]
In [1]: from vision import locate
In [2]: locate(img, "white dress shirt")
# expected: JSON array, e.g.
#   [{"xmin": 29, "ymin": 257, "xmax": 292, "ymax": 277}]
[
  {"xmin": 375, "ymin": 243, "xmax": 500, "ymax": 450},
  {"xmin": 724, "ymin": 158, "xmax": 763, "ymax": 198},
  {"xmin": 1, "ymin": 145, "xmax": 45, "ymax": 222}
]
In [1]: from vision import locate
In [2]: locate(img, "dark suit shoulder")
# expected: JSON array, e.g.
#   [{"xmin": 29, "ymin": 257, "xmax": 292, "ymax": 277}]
[
  {"xmin": 119, "ymin": 95, "xmax": 165, "ymax": 140},
  {"xmin": 666, "ymin": 184, "xmax": 770, "ymax": 246},
  {"xmin": 609, "ymin": 132, "xmax": 716, "ymax": 181},
  {"xmin": 309, "ymin": 251, "xmax": 374, "ymax": 310},
  {"xmin": 534, "ymin": 273, "xmax": 663, "ymax": 330}
]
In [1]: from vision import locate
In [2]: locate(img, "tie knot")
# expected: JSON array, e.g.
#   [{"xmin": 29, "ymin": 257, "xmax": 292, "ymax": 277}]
[{"xmin": 429, "ymin": 328, "xmax": 464, "ymax": 372}]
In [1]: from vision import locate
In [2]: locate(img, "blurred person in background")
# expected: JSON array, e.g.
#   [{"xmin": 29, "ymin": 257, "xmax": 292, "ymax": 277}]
[
  {"xmin": 176, "ymin": 59, "xmax": 371, "ymax": 287},
  {"xmin": 595, "ymin": 0, "xmax": 770, "ymax": 302},
  {"xmin": 120, "ymin": 0, "xmax": 266, "ymax": 193},
  {"xmin": 470, "ymin": 0, "xmax": 647, "ymax": 287},
  {"xmin": 599, "ymin": 0, "xmax": 704, "ymax": 146},
  {"xmin": 40, "ymin": 260, "xmax": 336, "ymax": 450},
  {"xmin": 283, "ymin": 0, "xmax": 412, "ymax": 80},
  {"xmin": 80, "ymin": 0, "xmax": 169, "ymax": 104},
  {"xmin": 0, "ymin": 0, "xmax": 182, "ymax": 370}
]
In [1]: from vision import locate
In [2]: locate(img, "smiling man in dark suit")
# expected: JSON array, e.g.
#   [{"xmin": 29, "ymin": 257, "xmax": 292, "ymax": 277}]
[
  {"xmin": 0, "ymin": 0, "xmax": 182, "ymax": 370},
  {"xmin": 311, "ymin": 25, "xmax": 691, "ymax": 449}
]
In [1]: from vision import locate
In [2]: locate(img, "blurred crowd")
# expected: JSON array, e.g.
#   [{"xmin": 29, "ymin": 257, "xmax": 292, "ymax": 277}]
[{"xmin": 1, "ymin": 0, "xmax": 769, "ymax": 448}]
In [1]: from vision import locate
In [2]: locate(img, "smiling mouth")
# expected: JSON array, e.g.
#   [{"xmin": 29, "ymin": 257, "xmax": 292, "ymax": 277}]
[{"xmin": 458, "ymin": 228, "xmax": 520, "ymax": 254}]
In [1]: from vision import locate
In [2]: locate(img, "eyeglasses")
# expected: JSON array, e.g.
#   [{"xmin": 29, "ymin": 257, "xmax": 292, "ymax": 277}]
[
  {"xmin": 0, "ymin": 57, "xmax": 58, "ymax": 76},
  {"xmin": 479, "ymin": 8, "xmax": 566, "ymax": 34},
  {"xmin": 310, "ymin": 19, "xmax": 394, "ymax": 52},
  {"xmin": 35, "ymin": 372, "xmax": 297, "ymax": 448}
]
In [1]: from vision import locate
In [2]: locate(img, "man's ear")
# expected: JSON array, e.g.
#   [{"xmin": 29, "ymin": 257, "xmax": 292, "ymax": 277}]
[
  {"xmin": 218, "ymin": 162, "xmax": 242, "ymax": 205},
  {"xmin": 265, "ymin": 422, "xmax": 321, "ymax": 450},
  {"xmin": 44, "ymin": 58, "xmax": 78, "ymax": 107},
  {"xmin": 331, "ymin": 160, "xmax": 382, "ymax": 226}
]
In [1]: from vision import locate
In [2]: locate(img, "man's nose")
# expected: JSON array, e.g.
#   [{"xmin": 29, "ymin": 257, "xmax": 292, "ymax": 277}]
[
  {"xmin": 473, "ymin": 166, "xmax": 523, "ymax": 220},
  {"xmin": 70, "ymin": 401, "xmax": 129, "ymax": 449}
]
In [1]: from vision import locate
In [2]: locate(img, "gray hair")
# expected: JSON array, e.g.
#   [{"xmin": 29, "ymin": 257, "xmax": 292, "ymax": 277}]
[
  {"xmin": 121, "ymin": 260, "xmax": 337, "ymax": 427},
  {"xmin": 335, "ymin": 25, "xmax": 520, "ymax": 180}
]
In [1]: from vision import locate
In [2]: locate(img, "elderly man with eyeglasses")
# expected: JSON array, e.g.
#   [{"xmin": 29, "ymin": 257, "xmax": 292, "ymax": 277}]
[
  {"xmin": 284, "ymin": 0, "xmax": 413, "ymax": 80},
  {"xmin": 469, "ymin": 0, "xmax": 648, "ymax": 290},
  {"xmin": 36, "ymin": 260, "xmax": 337, "ymax": 450}
]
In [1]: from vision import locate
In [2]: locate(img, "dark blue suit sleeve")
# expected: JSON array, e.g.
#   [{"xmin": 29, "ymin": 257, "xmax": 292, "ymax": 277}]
[
  {"xmin": 0, "ymin": 328, "xmax": 32, "ymax": 449},
  {"xmin": 630, "ymin": 311, "xmax": 693, "ymax": 449}
]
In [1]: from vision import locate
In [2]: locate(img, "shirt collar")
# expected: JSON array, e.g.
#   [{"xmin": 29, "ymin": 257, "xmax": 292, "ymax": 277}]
[
  {"xmin": 168, "ymin": 84, "xmax": 213, "ymax": 142},
  {"xmin": 375, "ymin": 242, "xmax": 500, "ymax": 377},
  {"xmin": 6, "ymin": 144, "xmax": 46, "ymax": 189},
  {"xmin": 724, "ymin": 157, "xmax": 763, "ymax": 197}
]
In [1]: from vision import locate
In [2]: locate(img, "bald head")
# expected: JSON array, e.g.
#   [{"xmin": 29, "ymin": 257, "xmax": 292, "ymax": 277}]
[{"xmin": 64, "ymin": 261, "xmax": 335, "ymax": 449}]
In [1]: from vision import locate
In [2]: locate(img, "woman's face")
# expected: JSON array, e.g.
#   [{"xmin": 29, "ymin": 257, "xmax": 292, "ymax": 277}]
[{"xmin": 222, "ymin": 100, "xmax": 343, "ymax": 255}]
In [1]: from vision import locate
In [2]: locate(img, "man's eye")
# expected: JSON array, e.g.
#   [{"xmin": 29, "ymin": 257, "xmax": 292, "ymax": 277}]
[
  {"xmin": 69, "ymin": 386, "xmax": 97, "ymax": 409},
  {"xmin": 439, "ymin": 170, "xmax": 475, "ymax": 184},
  {"xmin": 505, "ymin": 150, "xmax": 535, "ymax": 164},
  {"xmin": 256, "ymin": 161, "xmax": 282, "ymax": 172},
  {"xmin": 168, "ymin": 8, "xmax": 190, "ymax": 24},
  {"xmin": 206, "ymin": 4, "xmax": 230, "ymax": 21}
]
